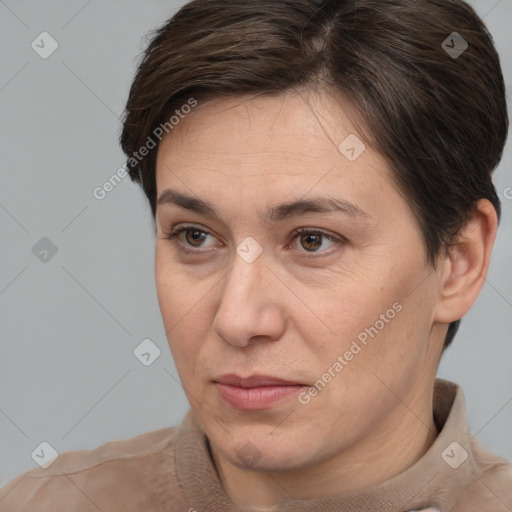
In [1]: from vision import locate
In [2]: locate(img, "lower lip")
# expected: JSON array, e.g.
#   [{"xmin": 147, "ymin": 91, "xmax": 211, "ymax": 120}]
[{"xmin": 215, "ymin": 382, "xmax": 305, "ymax": 411}]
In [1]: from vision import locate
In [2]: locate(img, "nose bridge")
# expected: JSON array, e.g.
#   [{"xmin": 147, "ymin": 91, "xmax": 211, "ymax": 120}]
[
  {"xmin": 219, "ymin": 250, "xmax": 266, "ymax": 319},
  {"xmin": 213, "ymin": 247, "xmax": 284, "ymax": 346},
  {"xmin": 225, "ymin": 233, "xmax": 268, "ymax": 300}
]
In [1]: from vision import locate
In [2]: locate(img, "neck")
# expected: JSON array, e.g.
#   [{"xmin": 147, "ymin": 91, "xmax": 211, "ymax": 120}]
[{"xmin": 210, "ymin": 383, "xmax": 439, "ymax": 506}]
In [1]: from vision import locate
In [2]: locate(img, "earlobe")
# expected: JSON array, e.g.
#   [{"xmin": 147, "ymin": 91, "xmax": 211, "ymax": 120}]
[{"xmin": 433, "ymin": 199, "xmax": 498, "ymax": 324}]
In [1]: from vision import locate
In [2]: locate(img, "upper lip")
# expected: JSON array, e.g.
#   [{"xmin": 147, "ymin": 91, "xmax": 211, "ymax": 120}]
[{"xmin": 214, "ymin": 374, "xmax": 304, "ymax": 388}]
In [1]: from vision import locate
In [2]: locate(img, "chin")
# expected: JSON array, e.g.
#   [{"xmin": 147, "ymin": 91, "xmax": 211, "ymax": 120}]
[{"xmin": 219, "ymin": 431, "xmax": 317, "ymax": 472}]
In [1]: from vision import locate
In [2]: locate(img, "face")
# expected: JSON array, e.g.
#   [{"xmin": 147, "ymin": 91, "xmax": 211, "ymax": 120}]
[{"xmin": 154, "ymin": 90, "xmax": 443, "ymax": 472}]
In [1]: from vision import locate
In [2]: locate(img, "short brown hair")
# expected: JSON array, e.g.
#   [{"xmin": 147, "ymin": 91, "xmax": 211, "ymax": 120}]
[{"xmin": 119, "ymin": 0, "xmax": 508, "ymax": 349}]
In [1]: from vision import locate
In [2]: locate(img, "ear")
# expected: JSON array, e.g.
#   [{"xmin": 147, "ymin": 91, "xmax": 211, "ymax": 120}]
[{"xmin": 433, "ymin": 199, "xmax": 498, "ymax": 324}]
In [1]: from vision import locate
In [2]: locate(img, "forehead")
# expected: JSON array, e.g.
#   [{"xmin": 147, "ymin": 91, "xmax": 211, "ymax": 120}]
[
  {"xmin": 154, "ymin": 91, "xmax": 398, "ymax": 219},
  {"xmin": 156, "ymin": 91, "xmax": 370, "ymax": 174}
]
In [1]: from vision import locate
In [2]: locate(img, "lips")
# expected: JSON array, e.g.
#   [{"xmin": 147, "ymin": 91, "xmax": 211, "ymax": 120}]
[
  {"xmin": 213, "ymin": 373, "xmax": 304, "ymax": 388},
  {"xmin": 213, "ymin": 374, "xmax": 307, "ymax": 411}
]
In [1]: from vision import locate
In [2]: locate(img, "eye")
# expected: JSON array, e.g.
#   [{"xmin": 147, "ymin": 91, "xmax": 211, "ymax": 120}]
[
  {"xmin": 289, "ymin": 227, "xmax": 341, "ymax": 256},
  {"xmin": 164, "ymin": 225, "xmax": 218, "ymax": 252}
]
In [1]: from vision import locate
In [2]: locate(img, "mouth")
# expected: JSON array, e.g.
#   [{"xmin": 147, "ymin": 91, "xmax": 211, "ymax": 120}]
[
  {"xmin": 213, "ymin": 373, "xmax": 307, "ymax": 411},
  {"xmin": 214, "ymin": 373, "xmax": 305, "ymax": 388}
]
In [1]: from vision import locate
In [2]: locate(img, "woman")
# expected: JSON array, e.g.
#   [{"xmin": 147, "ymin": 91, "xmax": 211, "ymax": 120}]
[{"xmin": 1, "ymin": 0, "xmax": 510, "ymax": 510}]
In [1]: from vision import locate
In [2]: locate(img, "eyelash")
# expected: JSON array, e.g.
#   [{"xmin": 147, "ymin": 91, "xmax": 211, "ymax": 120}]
[{"xmin": 163, "ymin": 225, "xmax": 344, "ymax": 259}]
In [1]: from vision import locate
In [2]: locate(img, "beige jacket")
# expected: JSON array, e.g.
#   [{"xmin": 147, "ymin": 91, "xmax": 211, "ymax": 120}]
[{"xmin": 1, "ymin": 379, "xmax": 511, "ymax": 511}]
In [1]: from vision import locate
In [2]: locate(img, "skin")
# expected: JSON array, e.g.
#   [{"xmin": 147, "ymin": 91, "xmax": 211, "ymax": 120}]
[{"xmin": 153, "ymin": 89, "xmax": 497, "ymax": 506}]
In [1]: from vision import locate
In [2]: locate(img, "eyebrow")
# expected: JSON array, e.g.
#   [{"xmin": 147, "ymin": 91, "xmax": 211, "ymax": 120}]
[{"xmin": 157, "ymin": 188, "xmax": 372, "ymax": 223}]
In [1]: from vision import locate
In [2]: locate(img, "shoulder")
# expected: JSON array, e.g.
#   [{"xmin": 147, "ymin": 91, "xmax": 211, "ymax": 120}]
[
  {"xmin": 455, "ymin": 438, "xmax": 512, "ymax": 511},
  {"xmin": 0, "ymin": 425, "xmax": 188, "ymax": 511}
]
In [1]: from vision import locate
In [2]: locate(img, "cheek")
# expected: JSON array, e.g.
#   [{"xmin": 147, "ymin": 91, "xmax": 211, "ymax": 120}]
[
  {"xmin": 317, "ymin": 271, "xmax": 399, "ymax": 345},
  {"xmin": 154, "ymin": 251, "xmax": 209, "ymax": 377},
  {"xmin": 313, "ymin": 257, "xmax": 426, "ymax": 372},
  {"xmin": 155, "ymin": 247, "xmax": 210, "ymax": 327},
  {"xmin": 334, "ymin": 285, "xmax": 435, "ymax": 401},
  {"xmin": 155, "ymin": 253, "xmax": 181, "ymax": 333}
]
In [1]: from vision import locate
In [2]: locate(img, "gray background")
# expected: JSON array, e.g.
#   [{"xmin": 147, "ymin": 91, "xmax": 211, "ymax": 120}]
[{"xmin": 0, "ymin": 0, "xmax": 511, "ymax": 489}]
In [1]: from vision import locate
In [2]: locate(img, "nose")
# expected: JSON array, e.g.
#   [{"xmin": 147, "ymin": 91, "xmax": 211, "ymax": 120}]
[{"xmin": 212, "ymin": 252, "xmax": 286, "ymax": 348}]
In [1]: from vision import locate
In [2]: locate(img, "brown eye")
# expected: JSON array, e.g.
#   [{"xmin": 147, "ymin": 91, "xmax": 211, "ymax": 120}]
[
  {"xmin": 184, "ymin": 229, "xmax": 208, "ymax": 247},
  {"xmin": 165, "ymin": 225, "xmax": 216, "ymax": 251},
  {"xmin": 300, "ymin": 232, "xmax": 323, "ymax": 251},
  {"xmin": 292, "ymin": 228, "xmax": 338, "ymax": 254}
]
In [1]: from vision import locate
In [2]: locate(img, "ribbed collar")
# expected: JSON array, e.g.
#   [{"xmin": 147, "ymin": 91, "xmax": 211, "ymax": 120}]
[{"xmin": 176, "ymin": 378, "xmax": 471, "ymax": 511}]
